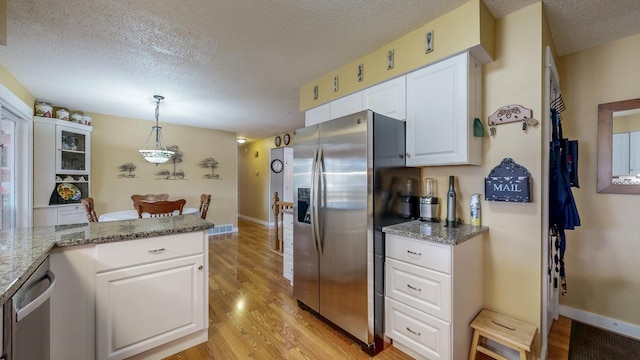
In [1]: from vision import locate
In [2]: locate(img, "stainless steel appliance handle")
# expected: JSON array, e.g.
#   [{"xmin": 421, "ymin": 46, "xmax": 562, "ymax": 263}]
[
  {"xmin": 311, "ymin": 147, "xmax": 321, "ymax": 255},
  {"xmin": 14, "ymin": 270, "xmax": 56, "ymax": 322},
  {"xmin": 317, "ymin": 147, "xmax": 325, "ymax": 256}
]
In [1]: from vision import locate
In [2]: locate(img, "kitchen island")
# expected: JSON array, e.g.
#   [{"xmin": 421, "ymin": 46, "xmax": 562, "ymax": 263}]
[
  {"xmin": 0, "ymin": 216, "xmax": 214, "ymax": 360},
  {"xmin": 382, "ymin": 220, "xmax": 487, "ymax": 360}
]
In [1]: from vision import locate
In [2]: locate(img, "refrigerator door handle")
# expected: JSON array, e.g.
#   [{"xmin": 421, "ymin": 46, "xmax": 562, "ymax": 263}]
[
  {"xmin": 311, "ymin": 147, "xmax": 321, "ymax": 255},
  {"xmin": 317, "ymin": 147, "xmax": 325, "ymax": 256}
]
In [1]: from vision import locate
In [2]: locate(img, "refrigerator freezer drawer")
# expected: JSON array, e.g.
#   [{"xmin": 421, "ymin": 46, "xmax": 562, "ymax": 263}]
[
  {"xmin": 385, "ymin": 258, "xmax": 452, "ymax": 321},
  {"xmin": 385, "ymin": 297, "xmax": 450, "ymax": 360},
  {"xmin": 386, "ymin": 234, "xmax": 452, "ymax": 274}
]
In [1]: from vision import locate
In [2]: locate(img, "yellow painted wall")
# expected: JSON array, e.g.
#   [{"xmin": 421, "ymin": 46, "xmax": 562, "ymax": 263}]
[
  {"xmin": 237, "ymin": 131, "xmax": 293, "ymax": 223},
  {"xmin": 559, "ymin": 32, "xmax": 640, "ymax": 325},
  {"xmin": 418, "ymin": 3, "xmax": 545, "ymax": 336},
  {"xmin": 613, "ymin": 113, "xmax": 640, "ymax": 133},
  {"xmin": 90, "ymin": 113, "xmax": 238, "ymax": 227},
  {"xmin": 0, "ymin": 65, "xmax": 35, "ymax": 107},
  {"xmin": 299, "ymin": 0, "xmax": 495, "ymax": 111}
]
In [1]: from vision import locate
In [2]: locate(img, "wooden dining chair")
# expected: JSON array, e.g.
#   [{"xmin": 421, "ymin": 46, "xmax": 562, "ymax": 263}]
[
  {"xmin": 80, "ymin": 197, "xmax": 99, "ymax": 222},
  {"xmin": 130, "ymin": 193, "xmax": 170, "ymax": 209},
  {"xmin": 199, "ymin": 194, "xmax": 211, "ymax": 220},
  {"xmin": 135, "ymin": 199, "xmax": 186, "ymax": 218}
]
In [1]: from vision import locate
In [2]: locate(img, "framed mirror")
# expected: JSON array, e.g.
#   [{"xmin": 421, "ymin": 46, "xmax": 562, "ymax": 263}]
[{"xmin": 597, "ymin": 98, "xmax": 640, "ymax": 193}]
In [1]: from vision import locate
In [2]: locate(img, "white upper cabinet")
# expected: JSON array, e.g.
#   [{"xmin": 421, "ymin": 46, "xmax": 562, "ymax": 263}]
[
  {"xmin": 629, "ymin": 131, "xmax": 640, "ymax": 174},
  {"xmin": 330, "ymin": 92, "xmax": 364, "ymax": 120},
  {"xmin": 363, "ymin": 76, "xmax": 406, "ymax": 120},
  {"xmin": 406, "ymin": 52, "xmax": 482, "ymax": 166},
  {"xmin": 305, "ymin": 103, "xmax": 331, "ymax": 127},
  {"xmin": 613, "ymin": 132, "xmax": 630, "ymax": 176}
]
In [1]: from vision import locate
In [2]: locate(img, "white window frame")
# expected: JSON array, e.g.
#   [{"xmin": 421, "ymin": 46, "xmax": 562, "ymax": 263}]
[{"xmin": 0, "ymin": 83, "xmax": 33, "ymax": 228}]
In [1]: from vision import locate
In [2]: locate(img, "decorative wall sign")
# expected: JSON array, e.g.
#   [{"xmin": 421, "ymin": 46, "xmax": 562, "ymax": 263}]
[
  {"xmin": 313, "ymin": 85, "xmax": 319, "ymax": 100},
  {"xmin": 333, "ymin": 75, "xmax": 339, "ymax": 92},
  {"xmin": 485, "ymin": 158, "xmax": 532, "ymax": 202},
  {"xmin": 199, "ymin": 158, "xmax": 220, "ymax": 179},
  {"xmin": 357, "ymin": 64, "xmax": 363, "ymax": 82},
  {"xmin": 155, "ymin": 145, "xmax": 186, "ymax": 180},
  {"xmin": 387, "ymin": 49, "xmax": 394, "ymax": 70},
  {"xmin": 425, "ymin": 30, "xmax": 434, "ymax": 53},
  {"xmin": 118, "ymin": 163, "xmax": 137, "ymax": 178}
]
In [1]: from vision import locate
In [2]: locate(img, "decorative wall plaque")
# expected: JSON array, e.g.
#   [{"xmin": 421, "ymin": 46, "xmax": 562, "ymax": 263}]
[{"xmin": 485, "ymin": 158, "xmax": 532, "ymax": 202}]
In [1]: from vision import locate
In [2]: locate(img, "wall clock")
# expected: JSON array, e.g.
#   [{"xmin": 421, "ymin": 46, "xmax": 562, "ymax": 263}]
[
  {"xmin": 283, "ymin": 133, "xmax": 291, "ymax": 145},
  {"xmin": 271, "ymin": 159, "xmax": 283, "ymax": 173},
  {"xmin": 274, "ymin": 135, "xmax": 282, "ymax": 147}
]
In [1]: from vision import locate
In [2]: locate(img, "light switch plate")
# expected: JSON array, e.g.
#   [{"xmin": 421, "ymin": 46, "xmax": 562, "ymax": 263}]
[{"xmin": 425, "ymin": 30, "xmax": 434, "ymax": 53}]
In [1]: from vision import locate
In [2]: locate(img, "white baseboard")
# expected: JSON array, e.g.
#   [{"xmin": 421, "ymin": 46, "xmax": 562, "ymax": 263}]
[
  {"xmin": 237, "ymin": 214, "xmax": 270, "ymax": 226},
  {"xmin": 559, "ymin": 305, "xmax": 640, "ymax": 340}
]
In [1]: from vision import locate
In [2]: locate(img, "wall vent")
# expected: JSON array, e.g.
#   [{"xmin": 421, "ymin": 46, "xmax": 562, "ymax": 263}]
[{"xmin": 208, "ymin": 224, "xmax": 235, "ymax": 235}]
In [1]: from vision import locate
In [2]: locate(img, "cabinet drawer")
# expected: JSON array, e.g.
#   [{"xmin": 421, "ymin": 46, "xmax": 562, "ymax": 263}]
[
  {"xmin": 58, "ymin": 205, "xmax": 88, "ymax": 225},
  {"xmin": 386, "ymin": 258, "xmax": 451, "ymax": 321},
  {"xmin": 96, "ymin": 232, "xmax": 205, "ymax": 272},
  {"xmin": 386, "ymin": 234, "xmax": 451, "ymax": 274},
  {"xmin": 385, "ymin": 297, "xmax": 450, "ymax": 360}
]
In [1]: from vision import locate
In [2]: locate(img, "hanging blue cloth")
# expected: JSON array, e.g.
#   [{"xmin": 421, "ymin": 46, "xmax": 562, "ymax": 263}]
[{"xmin": 549, "ymin": 107, "xmax": 580, "ymax": 296}]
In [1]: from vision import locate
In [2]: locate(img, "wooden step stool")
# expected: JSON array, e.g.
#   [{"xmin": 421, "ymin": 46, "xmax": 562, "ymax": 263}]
[{"xmin": 469, "ymin": 309, "xmax": 537, "ymax": 360}]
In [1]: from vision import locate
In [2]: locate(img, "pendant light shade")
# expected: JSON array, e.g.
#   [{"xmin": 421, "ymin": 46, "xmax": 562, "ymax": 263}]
[{"xmin": 139, "ymin": 95, "xmax": 174, "ymax": 164}]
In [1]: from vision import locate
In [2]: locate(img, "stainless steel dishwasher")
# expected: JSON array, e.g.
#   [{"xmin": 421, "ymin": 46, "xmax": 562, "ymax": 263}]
[{"xmin": 2, "ymin": 256, "xmax": 56, "ymax": 360}]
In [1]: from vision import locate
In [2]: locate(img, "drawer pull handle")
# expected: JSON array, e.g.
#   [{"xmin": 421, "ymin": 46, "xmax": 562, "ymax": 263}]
[
  {"xmin": 406, "ymin": 284, "xmax": 422, "ymax": 292},
  {"xmin": 406, "ymin": 327, "xmax": 421, "ymax": 336},
  {"xmin": 148, "ymin": 248, "xmax": 166, "ymax": 254},
  {"xmin": 407, "ymin": 250, "xmax": 422, "ymax": 256}
]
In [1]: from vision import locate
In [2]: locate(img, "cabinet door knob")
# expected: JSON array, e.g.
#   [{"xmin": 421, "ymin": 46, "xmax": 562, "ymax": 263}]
[
  {"xmin": 198, "ymin": 265, "xmax": 204, "ymax": 270},
  {"xmin": 405, "ymin": 152, "xmax": 411, "ymax": 158}
]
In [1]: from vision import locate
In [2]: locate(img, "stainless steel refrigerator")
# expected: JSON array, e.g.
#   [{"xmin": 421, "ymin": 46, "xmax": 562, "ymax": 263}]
[{"xmin": 293, "ymin": 110, "xmax": 420, "ymax": 355}]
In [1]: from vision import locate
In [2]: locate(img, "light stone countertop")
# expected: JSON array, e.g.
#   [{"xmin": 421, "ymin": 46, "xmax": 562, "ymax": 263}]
[
  {"xmin": 0, "ymin": 216, "xmax": 214, "ymax": 305},
  {"xmin": 382, "ymin": 220, "xmax": 488, "ymax": 245}
]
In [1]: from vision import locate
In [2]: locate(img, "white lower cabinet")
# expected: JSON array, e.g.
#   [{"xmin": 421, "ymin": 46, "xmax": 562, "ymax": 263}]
[
  {"xmin": 50, "ymin": 231, "xmax": 208, "ymax": 360},
  {"xmin": 34, "ymin": 204, "xmax": 88, "ymax": 226},
  {"xmin": 385, "ymin": 233, "xmax": 482, "ymax": 360},
  {"xmin": 283, "ymin": 212, "xmax": 294, "ymax": 285}
]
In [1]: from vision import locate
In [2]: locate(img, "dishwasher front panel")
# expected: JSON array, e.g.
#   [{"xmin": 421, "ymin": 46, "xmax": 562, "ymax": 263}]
[{"xmin": 3, "ymin": 256, "xmax": 55, "ymax": 360}]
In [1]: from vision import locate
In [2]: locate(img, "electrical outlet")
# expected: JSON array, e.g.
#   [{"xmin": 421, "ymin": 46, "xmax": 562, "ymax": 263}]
[{"xmin": 425, "ymin": 30, "xmax": 434, "ymax": 53}]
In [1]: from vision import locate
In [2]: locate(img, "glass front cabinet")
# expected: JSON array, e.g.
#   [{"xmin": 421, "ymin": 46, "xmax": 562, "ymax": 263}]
[{"xmin": 33, "ymin": 117, "xmax": 93, "ymax": 226}]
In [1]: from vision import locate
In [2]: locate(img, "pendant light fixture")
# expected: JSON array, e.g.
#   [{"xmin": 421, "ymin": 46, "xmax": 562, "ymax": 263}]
[{"xmin": 139, "ymin": 95, "xmax": 174, "ymax": 164}]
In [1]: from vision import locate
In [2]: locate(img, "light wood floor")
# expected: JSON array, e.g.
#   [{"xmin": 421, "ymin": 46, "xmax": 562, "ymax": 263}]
[{"xmin": 164, "ymin": 219, "xmax": 571, "ymax": 359}]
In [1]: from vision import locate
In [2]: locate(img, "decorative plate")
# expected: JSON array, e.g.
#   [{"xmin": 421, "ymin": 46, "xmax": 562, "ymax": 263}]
[
  {"xmin": 274, "ymin": 135, "xmax": 282, "ymax": 147},
  {"xmin": 57, "ymin": 183, "xmax": 82, "ymax": 201},
  {"xmin": 283, "ymin": 133, "xmax": 291, "ymax": 145}
]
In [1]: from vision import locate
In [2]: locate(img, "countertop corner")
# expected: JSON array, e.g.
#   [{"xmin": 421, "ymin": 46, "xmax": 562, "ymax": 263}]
[{"xmin": 382, "ymin": 220, "xmax": 488, "ymax": 245}]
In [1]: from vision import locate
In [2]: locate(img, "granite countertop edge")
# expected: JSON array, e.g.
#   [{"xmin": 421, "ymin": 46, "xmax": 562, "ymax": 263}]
[
  {"xmin": 1, "ymin": 216, "xmax": 214, "ymax": 305},
  {"xmin": 382, "ymin": 220, "xmax": 489, "ymax": 245}
]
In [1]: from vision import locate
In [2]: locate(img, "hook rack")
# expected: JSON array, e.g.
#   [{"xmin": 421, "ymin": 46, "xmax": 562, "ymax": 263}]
[{"xmin": 488, "ymin": 104, "xmax": 538, "ymax": 136}]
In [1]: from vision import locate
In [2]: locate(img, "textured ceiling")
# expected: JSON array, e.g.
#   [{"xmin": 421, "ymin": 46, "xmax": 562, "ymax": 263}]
[{"xmin": 1, "ymin": 1, "xmax": 639, "ymax": 141}]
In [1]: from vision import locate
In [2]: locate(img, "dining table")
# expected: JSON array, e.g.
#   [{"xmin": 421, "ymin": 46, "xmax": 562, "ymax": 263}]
[{"xmin": 98, "ymin": 207, "xmax": 200, "ymax": 222}]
